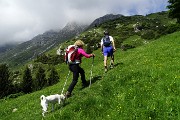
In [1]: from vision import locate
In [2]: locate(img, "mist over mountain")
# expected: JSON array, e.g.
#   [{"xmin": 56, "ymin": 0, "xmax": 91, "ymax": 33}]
[
  {"xmin": 0, "ymin": 21, "xmax": 88, "ymax": 67},
  {"xmin": 0, "ymin": 12, "xmax": 171, "ymax": 68},
  {"xmin": 88, "ymin": 14, "xmax": 123, "ymax": 28},
  {"xmin": 0, "ymin": 44, "xmax": 17, "ymax": 54},
  {"xmin": 0, "ymin": 13, "xmax": 123, "ymax": 68}
]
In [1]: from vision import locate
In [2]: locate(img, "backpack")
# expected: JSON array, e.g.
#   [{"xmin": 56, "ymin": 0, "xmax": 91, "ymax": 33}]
[
  {"xmin": 64, "ymin": 45, "xmax": 78, "ymax": 64},
  {"xmin": 103, "ymin": 35, "xmax": 111, "ymax": 47}
]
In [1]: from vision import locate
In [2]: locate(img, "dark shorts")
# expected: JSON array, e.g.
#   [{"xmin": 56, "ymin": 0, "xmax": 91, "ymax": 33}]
[{"xmin": 103, "ymin": 46, "xmax": 113, "ymax": 57}]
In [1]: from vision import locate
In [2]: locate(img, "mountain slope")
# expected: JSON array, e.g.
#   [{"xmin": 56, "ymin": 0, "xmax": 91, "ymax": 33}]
[
  {"xmin": 0, "ymin": 43, "xmax": 17, "ymax": 54},
  {"xmin": 0, "ymin": 14, "xmax": 124, "ymax": 68},
  {"xmin": 88, "ymin": 14, "xmax": 123, "ymax": 28},
  {"xmin": 0, "ymin": 11, "xmax": 175, "ymax": 69},
  {"xmin": 0, "ymin": 31, "xmax": 179, "ymax": 120},
  {"xmin": 0, "ymin": 22, "xmax": 87, "ymax": 68}
]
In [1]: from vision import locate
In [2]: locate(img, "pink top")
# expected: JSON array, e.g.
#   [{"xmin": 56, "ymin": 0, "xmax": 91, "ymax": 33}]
[{"xmin": 75, "ymin": 48, "xmax": 92, "ymax": 63}]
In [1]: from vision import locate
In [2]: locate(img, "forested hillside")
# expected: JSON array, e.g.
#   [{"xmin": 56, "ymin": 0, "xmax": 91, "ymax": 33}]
[
  {"xmin": 1, "ymin": 0, "xmax": 180, "ymax": 119},
  {"xmin": 0, "ymin": 11, "xmax": 179, "ymax": 105},
  {"xmin": 0, "ymin": 30, "xmax": 179, "ymax": 119}
]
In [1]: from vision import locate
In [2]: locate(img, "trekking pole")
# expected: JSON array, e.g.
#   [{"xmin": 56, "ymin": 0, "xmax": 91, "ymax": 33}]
[
  {"xmin": 61, "ymin": 70, "xmax": 71, "ymax": 94},
  {"xmin": 89, "ymin": 56, "xmax": 94, "ymax": 88}
]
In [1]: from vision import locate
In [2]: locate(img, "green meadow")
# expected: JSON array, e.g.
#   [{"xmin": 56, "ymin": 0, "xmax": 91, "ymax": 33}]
[{"xmin": 0, "ymin": 31, "xmax": 179, "ymax": 120}]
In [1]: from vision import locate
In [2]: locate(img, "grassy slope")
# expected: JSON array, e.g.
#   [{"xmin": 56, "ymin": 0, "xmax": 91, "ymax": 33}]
[{"xmin": 0, "ymin": 32, "xmax": 180, "ymax": 120}]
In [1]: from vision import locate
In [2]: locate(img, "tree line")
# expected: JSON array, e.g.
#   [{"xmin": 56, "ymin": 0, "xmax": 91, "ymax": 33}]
[
  {"xmin": 168, "ymin": 0, "xmax": 180, "ymax": 23},
  {"xmin": 0, "ymin": 64, "xmax": 59, "ymax": 99}
]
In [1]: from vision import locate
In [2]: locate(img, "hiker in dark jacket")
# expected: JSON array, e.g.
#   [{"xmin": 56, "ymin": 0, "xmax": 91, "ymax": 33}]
[
  {"xmin": 65, "ymin": 40, "xmax": 95, "ymax": 98},
  {"xmin": 101, "ymin": 31, "xmax": 116, "ymax": 72}
]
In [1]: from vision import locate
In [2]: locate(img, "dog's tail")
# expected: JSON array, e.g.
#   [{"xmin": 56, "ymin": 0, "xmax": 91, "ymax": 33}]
[{"xmin": 40, "ymin": 95, "xmax": 46, "ymax": 101}]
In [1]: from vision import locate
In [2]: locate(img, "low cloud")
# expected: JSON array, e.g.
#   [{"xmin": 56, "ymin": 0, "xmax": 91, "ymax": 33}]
[{"xmin": 0, "ymin": 0, "xmax": 168, "ymax": 45}]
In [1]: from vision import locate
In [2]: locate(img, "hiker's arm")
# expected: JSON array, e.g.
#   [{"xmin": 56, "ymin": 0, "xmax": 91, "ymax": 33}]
[
  {"xmin": 100, "ymin": 39, "xmax": 103, "ymax": 54},
  {"xmin": 79, "ymin": 48, "xmax": 94, "ymax": 58},
  {"xmin": 101, "ymin": 45, "xmax": 103, "ymax": 52},
  {"xmin": 112, "ymin": 38, "xmax": 116, "ymax": 51}
]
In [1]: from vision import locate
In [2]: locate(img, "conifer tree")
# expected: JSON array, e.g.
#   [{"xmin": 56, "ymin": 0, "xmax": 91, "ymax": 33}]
[
  {"xmin": 0, "ymin": 64, "xmax": 11, "ymax": 98},
  {"xmin": 47, "ymin": 67, "xmax": 59, "ymax": 86},
  {"xmin": 22, "ymin": 66, "xmax": 33, "ymax": 93},
  {"xmin": 35, "ymin": 66, "xmax": 46, "ymax": 90},
  {"xmin": 167, "ymin": 0, "xmax": 180, "ymax": 23}
]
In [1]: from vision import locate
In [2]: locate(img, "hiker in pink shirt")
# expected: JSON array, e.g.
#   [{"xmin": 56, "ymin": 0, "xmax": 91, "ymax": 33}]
[{"xmin": 65, "ymin": 40, "xmax": 95, "ymax": 98}]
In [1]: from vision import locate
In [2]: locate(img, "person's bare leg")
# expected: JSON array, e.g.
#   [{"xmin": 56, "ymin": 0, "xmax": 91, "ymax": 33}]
[
  {"xmin": 104, "ymin": 56, "xmax": 108, "ymax": 72},
  {"xmin": 110, "ymin": 55, "xmax": 114, "ymax": 68}
]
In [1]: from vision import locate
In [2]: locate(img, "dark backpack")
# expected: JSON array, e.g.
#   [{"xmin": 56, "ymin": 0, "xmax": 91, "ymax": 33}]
[
  {"xmin": 103, "ymin": 35, "xmax": 111, "ymax": 47},
  {"xmin": 64, "ymin": 45, "xmax": 78, "ymax": 64}
]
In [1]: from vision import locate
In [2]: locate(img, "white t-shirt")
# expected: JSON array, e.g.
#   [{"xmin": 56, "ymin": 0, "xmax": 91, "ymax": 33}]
[{"xmin": 101, "ymin": 36, "xmax": 114, "ymax": 46}]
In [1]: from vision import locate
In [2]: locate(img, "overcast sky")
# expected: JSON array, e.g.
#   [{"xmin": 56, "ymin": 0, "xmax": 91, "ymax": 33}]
[{"xmin": 0, "ymin": 0, "xmax": 169, "ymax": 46}]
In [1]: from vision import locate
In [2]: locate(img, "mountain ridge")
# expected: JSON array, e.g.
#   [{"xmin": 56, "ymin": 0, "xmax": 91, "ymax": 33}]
[
  {"xmin": 0, "ymin": 22, "xmax": 88, "ymax": 67},
  {"xmin": 0, "ymin": 13, "xmax": 127, "ymax": 68},
  {"xmin": 88, "ymin": 14, "xmax": 123, "ymax": 28}
]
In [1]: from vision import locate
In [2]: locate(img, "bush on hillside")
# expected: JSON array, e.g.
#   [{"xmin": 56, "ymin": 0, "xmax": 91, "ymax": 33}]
[
  {"xmin": 164, "ymin": 23, "xmax": 180, "ymax": 34},
  {"xmin": 35, "ymin": 54, "xmax": 64, "ymax": 65},
  {"xmin": 141, "ymin": 30, "xmax": 155, "ymax": 40},
  {"xmin": 121, "ymin": 44, "xmax": 135, "ymax": 51},
  {"xmin": 47, "ymin": 67, "xmax": 59, "ymax": 86},
  {"xmin": 5, "ymin": 92, "xmax": 24, "ymax": 99}
]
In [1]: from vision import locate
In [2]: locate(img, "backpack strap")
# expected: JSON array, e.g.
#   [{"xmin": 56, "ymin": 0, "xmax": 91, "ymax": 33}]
[{"xmin": 103, "ymin": 35, "xmax": 111, "ymax": 47}]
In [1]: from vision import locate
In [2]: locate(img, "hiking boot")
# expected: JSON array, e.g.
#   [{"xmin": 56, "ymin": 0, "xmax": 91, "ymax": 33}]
[
  {"xmin": 110, "ymin": 65, "xmax": 114, "ymax": 69},
  {"xmin": 82, "ymin": 82, "xmax": 89, "ymax": 88},
  {"xmin": 64, "ymin": 91, "xmax": 71, "ymax": 98}
]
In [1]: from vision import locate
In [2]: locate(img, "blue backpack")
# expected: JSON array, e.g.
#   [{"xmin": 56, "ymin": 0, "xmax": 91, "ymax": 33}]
[{"xmin": 103, "ymin": 35, "xmax": 111, "ymax": 47}]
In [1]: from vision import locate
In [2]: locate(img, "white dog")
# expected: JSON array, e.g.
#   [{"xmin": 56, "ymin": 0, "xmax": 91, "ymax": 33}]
[{"xmin": 40, "ymin": 94, "xmax": 66, "ymax": 116}]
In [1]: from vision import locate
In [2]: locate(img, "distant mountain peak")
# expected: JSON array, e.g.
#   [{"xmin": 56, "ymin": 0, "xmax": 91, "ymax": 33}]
[
  {"xmin": 63, "ymin": 21, "xmax": 88, "ymax": 31},
  {"xmin": 64, "ymin": 21, "xmax": 79, "ymax": 31},
  {"xmin": 88, "ymin": 13, "xmax": 123, "ymax": 28}
]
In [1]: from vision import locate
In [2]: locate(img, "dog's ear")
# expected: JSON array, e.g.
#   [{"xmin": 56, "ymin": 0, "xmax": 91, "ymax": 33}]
[{"xmin": 40, "ymin": 95, "xmax": 45, "ymax": 100}]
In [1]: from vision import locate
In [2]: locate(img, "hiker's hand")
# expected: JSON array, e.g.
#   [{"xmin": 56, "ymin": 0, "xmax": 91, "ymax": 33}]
[
  {"xmin": 91, "ymin": 54, "xmax": 95, "ymax": 57},
  {"xmin": 113, "ymin": 48, "xmax": 116, "ymax": 52}
]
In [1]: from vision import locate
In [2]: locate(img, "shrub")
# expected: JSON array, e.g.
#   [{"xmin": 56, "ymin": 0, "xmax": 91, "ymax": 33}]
[
  {"xmin": 121, "ymin": 44, "xmax": 135, "ymax": 51},
  {"xmin": 165, "ymin": 23, "xmax": 180, "ymax": 34},
  {"xmin": 141, "ymin": 30, "xmax": 155, "ymax": 40},
  {"xmin": 5, "ymin": 92, "xmax": 24, "ymax": 99},
  {"xmin": 35, "ymin": 54, "xmax": 64, "ymax": 65}
]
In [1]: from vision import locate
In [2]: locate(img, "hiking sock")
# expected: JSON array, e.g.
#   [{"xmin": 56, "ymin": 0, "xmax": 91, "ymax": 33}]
[
  {"xmin": 110, "ymin": 63, "xmax": 114, "ymax": 68},
  {"xmin": 110, "ymin": 60, "xmax": 114, "ymax": 68},
  {"xmin": 104, "ymin": 66, "xmax": 107, "ymax": 72}
]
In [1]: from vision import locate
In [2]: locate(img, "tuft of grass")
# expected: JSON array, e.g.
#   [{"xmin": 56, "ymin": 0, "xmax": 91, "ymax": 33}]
[{"xmin": 0, "ymin": 31, "xmax": 180, "ymax": 120}]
